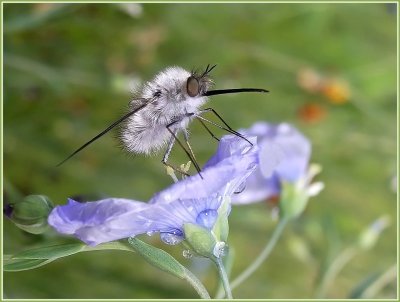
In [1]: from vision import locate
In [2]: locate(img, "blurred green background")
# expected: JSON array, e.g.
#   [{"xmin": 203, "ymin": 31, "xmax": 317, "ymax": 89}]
[{"xmin": 3, "ymin": 3, "xmax": 397, "ymax": 299}]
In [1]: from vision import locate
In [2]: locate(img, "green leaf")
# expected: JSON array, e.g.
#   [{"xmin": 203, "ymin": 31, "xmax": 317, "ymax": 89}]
[
  {"xmin": 4, "ymin": 258, "xmax": 55, "ymax": 271},
  {"xmin": 127, "ymin": 238, "xmax": 211, "ymax": 299},
  {"xmin": 11, "ymin": 243, "xmax": 85, "ymax": 260},
  {"xmin": 4, "ymin": 241, "xmax": 136, "ymax": 272},
  {"xmin": 128, "ymin": 237, "xmax": 185, "ymax": 279},
  {"xmin": 83, "ymin": 241, "xmax": 135, "ymax": 253}
]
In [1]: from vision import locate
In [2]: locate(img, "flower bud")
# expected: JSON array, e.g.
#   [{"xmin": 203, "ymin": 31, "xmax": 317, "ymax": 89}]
[
  {"xmin": 279, "ymin": 164, "xmax": 324, "ymax": 220},
  {"xmin": 6, "ymin": 195, "xmax": 54, "ymax": 234},
  {"xmin": 183, "ymin": 222, "xmax": 217, "ymax": 258},
  {"xmin": 183, "ymin": 197, "xmax": 230, "ymax": 259},
  {"xmin": 358, "ymin": 216, "xmax": 390, "ymax": 250},
  {"xmin": 279, "ymin": 181, "xmax": 308, "ymax": 219},
  {"xmin": 212, "ymin": 196, "xmax": 230, "ymax": 243}
]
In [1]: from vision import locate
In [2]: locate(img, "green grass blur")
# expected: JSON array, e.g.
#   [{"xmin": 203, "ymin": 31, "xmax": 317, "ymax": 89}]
[{"xmin": 3, "ymin": 3, "xmax": 397, "ymax": 299}]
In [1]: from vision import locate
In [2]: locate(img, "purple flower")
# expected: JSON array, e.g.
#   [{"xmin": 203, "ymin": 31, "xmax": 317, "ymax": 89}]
[
  {"xmin": 150, "ymin": 135, "xmax": 258, "ymax": 203},
  {"xmin": 232, "ymin": 122, "xmax": 311, "ymax": 204},
  {"xmin": 48, "ymin": 135, "xmax": 258, "ymax": 246}
]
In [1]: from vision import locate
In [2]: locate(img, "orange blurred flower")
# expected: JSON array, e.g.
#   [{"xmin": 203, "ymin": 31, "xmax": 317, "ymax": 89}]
[
  {"xmin": 297, "ymin": 68, "xmax": 323, "ymax": 93},
  {"xmin": 298, "ymin": 103, "xmax": 327, "ymax": 123},
  {"xmin": 320, "ymin": 78, "xmax": 351, "ymax": 104},
  {"xmin": 297, "ymin": 68, "xmax": 351, "ymax": 104}
]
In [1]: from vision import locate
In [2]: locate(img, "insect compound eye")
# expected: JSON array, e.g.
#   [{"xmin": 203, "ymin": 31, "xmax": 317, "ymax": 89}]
[{"xmin": 186, "ymin": 76, "xmax": 200, "ymax": 97}]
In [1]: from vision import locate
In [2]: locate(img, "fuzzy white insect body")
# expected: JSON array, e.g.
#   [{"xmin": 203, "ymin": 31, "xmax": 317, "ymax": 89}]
[
  {"xmin": 57, "ymin": 64, "xmax": 267, "ymax": 174},
  {"xmin": 120, "ymin": 66, "xmax": 211, "ymax": 155}
]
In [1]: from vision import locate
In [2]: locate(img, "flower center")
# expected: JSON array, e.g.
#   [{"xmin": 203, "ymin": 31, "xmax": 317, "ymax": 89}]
[{"xmin": 196, "ymin": 209, "xmax": 218, "ymax": 229}]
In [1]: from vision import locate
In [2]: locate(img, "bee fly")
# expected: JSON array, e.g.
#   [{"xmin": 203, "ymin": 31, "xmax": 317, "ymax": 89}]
[{"xmin": 57, "ymin": 65, "xmax": 268, "ymax": 177}]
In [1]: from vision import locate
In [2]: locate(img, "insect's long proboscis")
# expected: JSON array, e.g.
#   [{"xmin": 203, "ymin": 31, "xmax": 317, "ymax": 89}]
[{"xmin": 203, "ymin": 88, "xmax": 269, "ymax": 96}]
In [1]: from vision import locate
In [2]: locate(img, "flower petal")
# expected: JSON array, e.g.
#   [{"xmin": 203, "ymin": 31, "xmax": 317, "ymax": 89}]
[
  {"xmin": 48, "ymin": 195, "xmax": 228, "ymax": 246},
  {"xmin": 233, "ymin": 122, "xmax": 311, "ymax": 204},
  {"xmin": 143, "ymin": 196, "xmax": 225, "ymax": 234},
  {"xmin": 307, "ymin": 182, "xmax": 324, "ymax": 197},
  {"xmin": 265, "ymin": 123, "xmax": 311, "ymax": 182},
  {"xmin": 48, "ymin": 198, "xmax": 151, "ymax": 246},
  {"xmin": 232, "ymin": 169, "xmax": 280, "ymax": 204}
]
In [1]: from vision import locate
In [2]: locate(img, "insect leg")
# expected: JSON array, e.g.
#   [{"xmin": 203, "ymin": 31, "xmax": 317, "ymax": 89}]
[
  {"xmin": 163, "ymin": 133, "xmax": 176, "ymax": 166},
  {"xmin": 182, "ymin": 130, "xmax": 199, "ymax": 167},
  {"xmin": 164, "ymin": 120, "xmax": 203, "ymax": 178},
  {"xmin": 195, "ymin": 109, "xmax": 253, "ymax": 146},
  {"xmin": 196, "ymin": 117, "xmax": 220, "ymax": 142},
  {"xmin": 161, "ymin": 132, "xmax": 190, "ymax": 177},
  {"xmin": 196, "ymin": 109, "xmax": 249, "ymax": 194}
]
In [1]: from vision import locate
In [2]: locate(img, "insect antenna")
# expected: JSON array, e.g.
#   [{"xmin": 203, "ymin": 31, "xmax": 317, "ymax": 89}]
[
  {"xmin": 201, "ymin": 64, "xmax": 217, "ymax": 77},
  {"xmin": 56, "ymin": 98, "xmax": 151, "ymax": 167}
]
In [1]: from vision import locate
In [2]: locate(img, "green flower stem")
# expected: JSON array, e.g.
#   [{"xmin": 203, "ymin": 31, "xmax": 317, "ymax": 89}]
[
  {"xmin": 315, "ymin": 246, "xmax": 357, "ymax": 298},
  {"xmin": 230, "ymin": 217, "xmax": 289, "ymax": 291},
  {"xmin": 360, "ymin": 263, "xmax": 397, "ymax": 298},
  {"xmin": 214, "ymin": 257, "xmax": 233, "ymax": 299},
  {"xmin": 182, "ymin": 267, "xmax": 211, "ymax": 299},
  {"xmin": 215, "ymin": 248, "xmax": 235, "ymax": 299}
]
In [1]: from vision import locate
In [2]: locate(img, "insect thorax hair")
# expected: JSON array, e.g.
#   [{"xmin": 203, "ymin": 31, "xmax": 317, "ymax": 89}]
[{"xmin": 119, "ymin": 66, "xmax": 213, "ymax": 155}]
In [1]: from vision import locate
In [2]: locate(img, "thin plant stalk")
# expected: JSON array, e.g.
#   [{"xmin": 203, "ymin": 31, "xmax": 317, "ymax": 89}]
[
  {"xmin": 215, "ymin": 248, "xmax": 235, "ymax": 298},
  {"xmin": 214, "ymin": 257, "xmax": 233, "ymax": 299},
  {"xmin": 229, "ymin": 217, "xmax": 289, "ymax": 292},
  {"xmin": 360, "ymin": 263, "xmax": 397, "ymax": 299},
  {"xmin": 315, "ymin": 246, "xmax": 358, "ymax": 298}
]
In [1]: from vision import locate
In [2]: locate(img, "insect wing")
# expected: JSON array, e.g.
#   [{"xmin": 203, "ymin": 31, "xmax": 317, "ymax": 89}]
[{"xmin": 57, "ymin": 97, "xmax": 155, "ymax": 166}]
